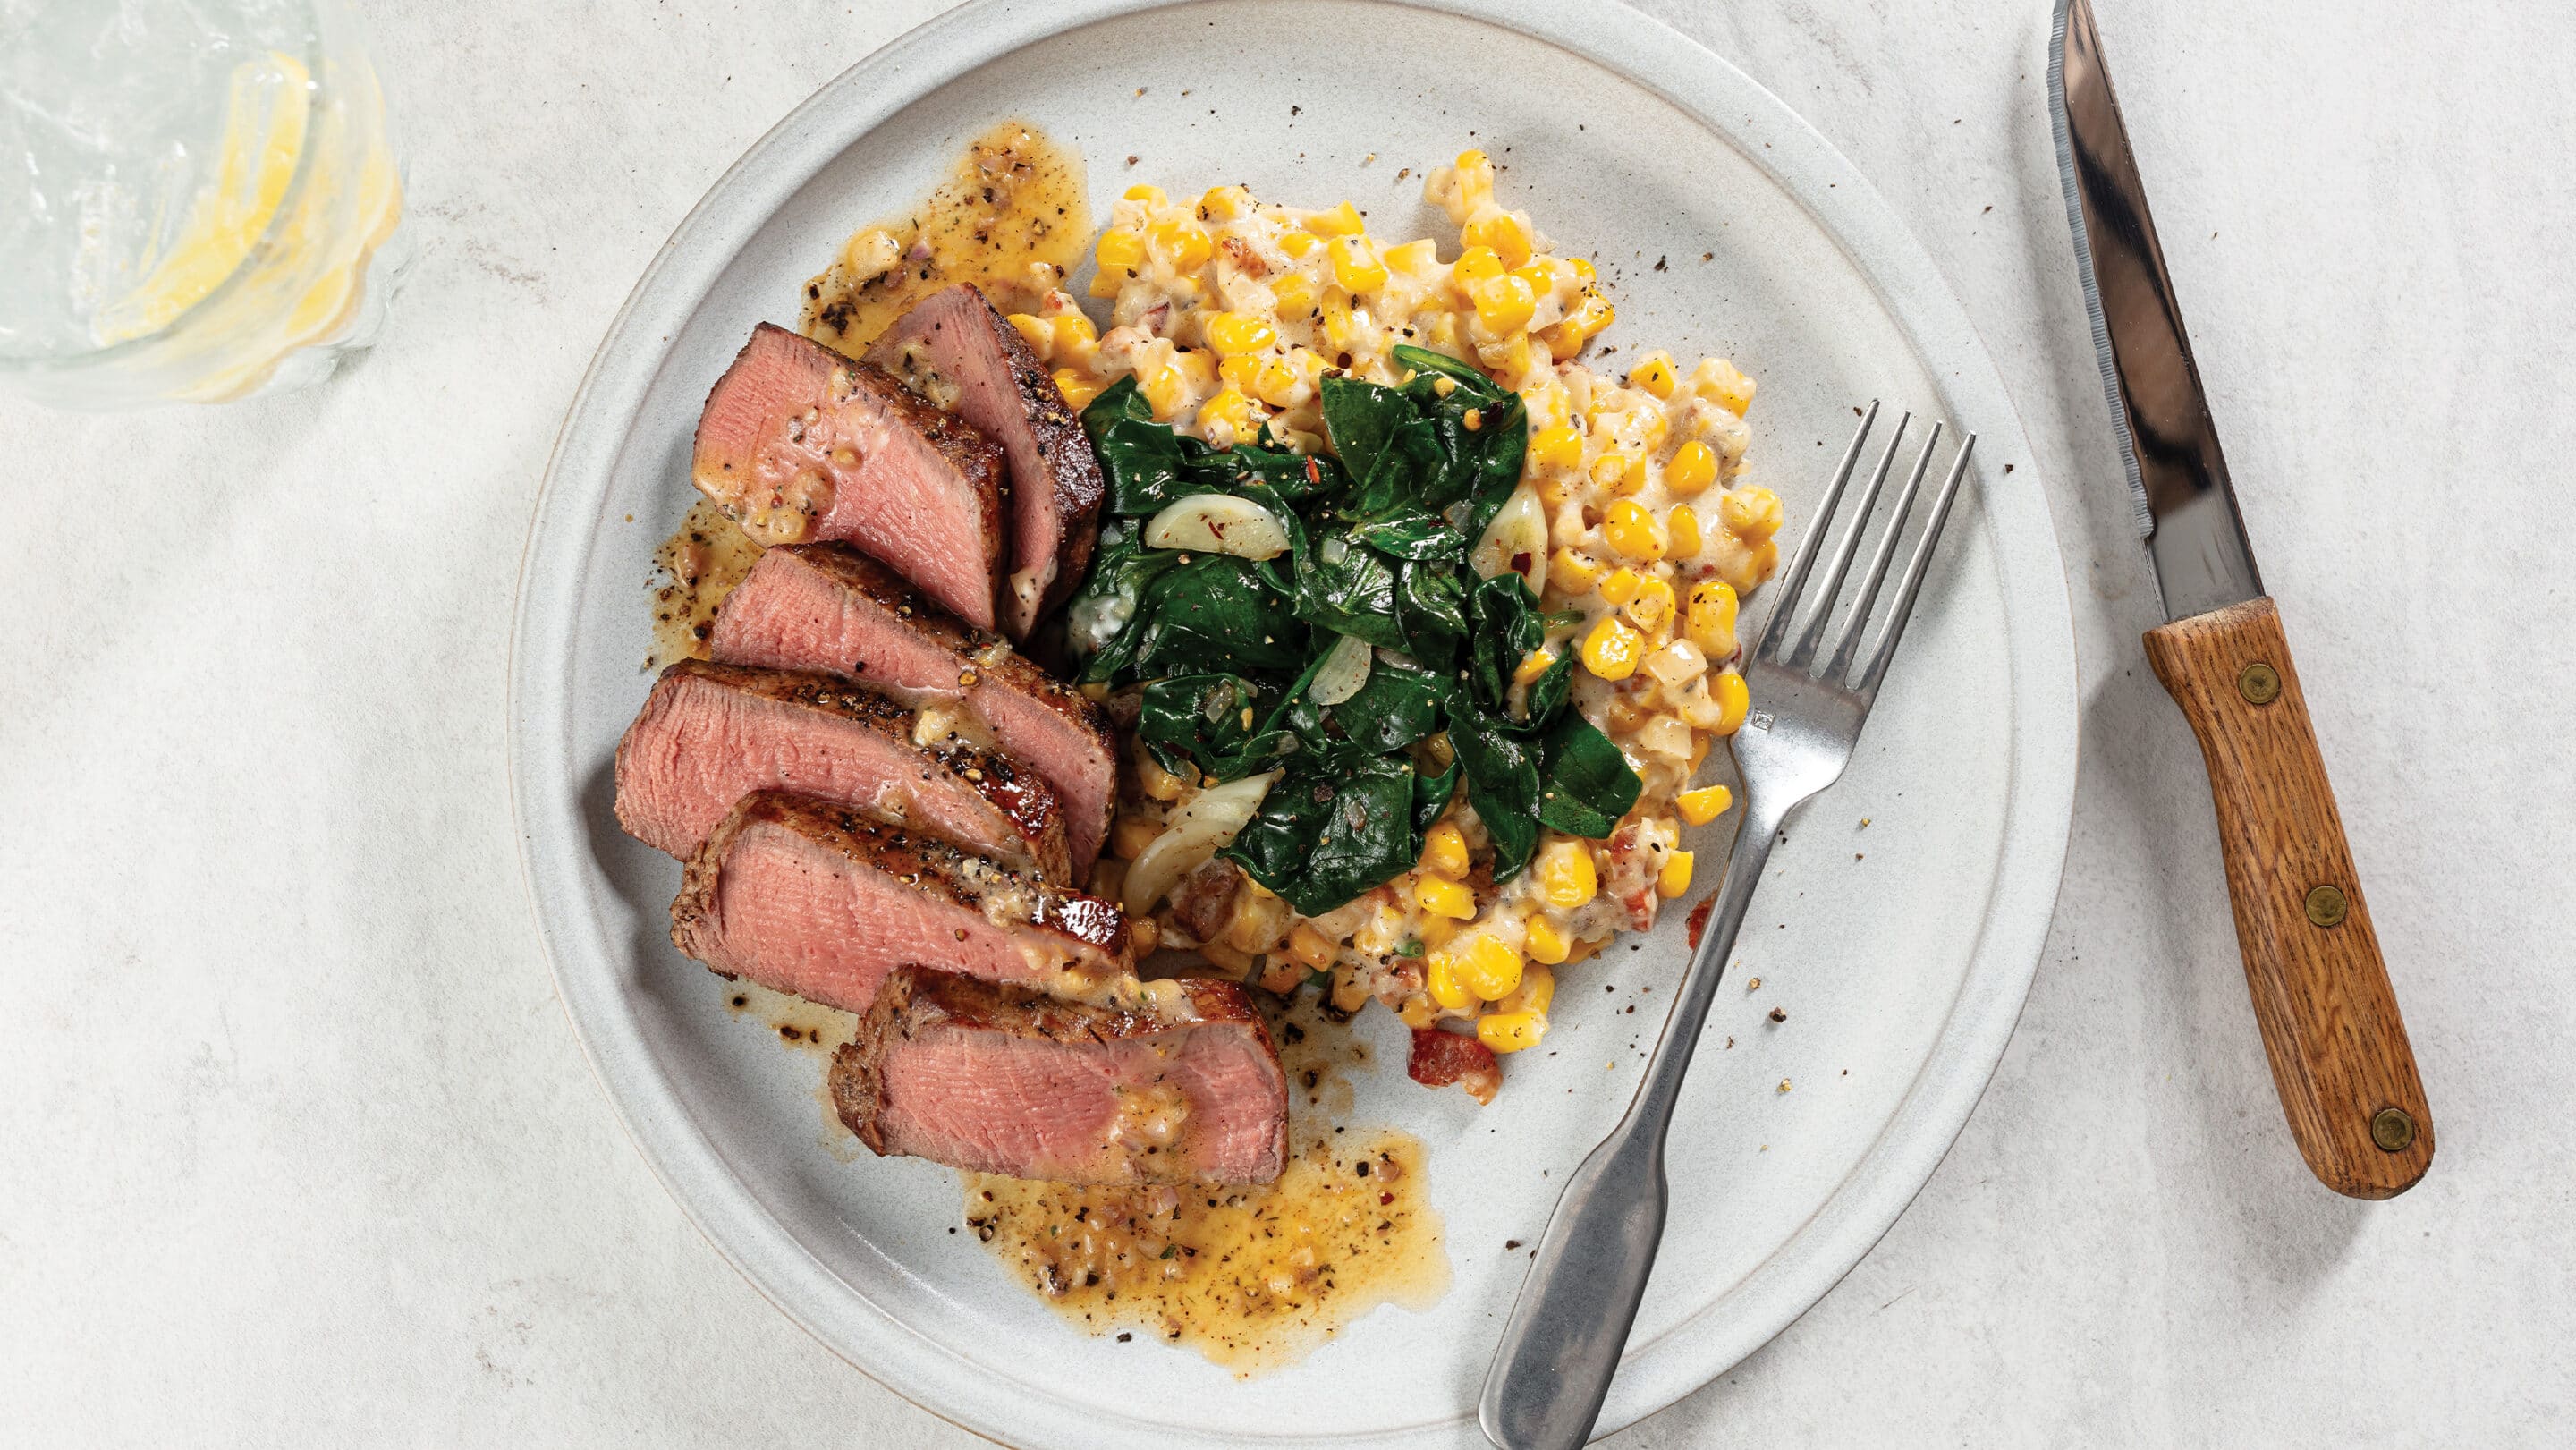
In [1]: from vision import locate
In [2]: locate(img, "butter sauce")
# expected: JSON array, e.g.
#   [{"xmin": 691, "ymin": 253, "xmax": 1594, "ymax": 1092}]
[{"xmin": 801, "ymin": 121, "xmax": 1089, "ymax": 353}]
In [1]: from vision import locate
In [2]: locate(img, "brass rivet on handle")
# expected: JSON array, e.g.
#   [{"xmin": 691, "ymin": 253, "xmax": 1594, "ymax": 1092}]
[
  {"xmin": 2238, "ymin": 661, "xmax": 2282, "ymax": 705},
  {"xmin": 2305, "ymin": 884, "xmax": 2349, "ymax": 928},
  {"xmin": 2371, "ymin": 1107, "xmax": 2417, "ymax": 1154}
]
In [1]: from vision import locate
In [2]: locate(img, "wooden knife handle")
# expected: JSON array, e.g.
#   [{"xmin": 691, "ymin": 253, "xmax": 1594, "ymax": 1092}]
[{"xmin": 2144, "ymin": 597, "xmax": 2433, "ymax": 1198}]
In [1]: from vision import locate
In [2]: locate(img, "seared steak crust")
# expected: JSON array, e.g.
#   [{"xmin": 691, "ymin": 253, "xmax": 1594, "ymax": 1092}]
[
  {"xmin": 868, "ymin": 285, "xmax": 1104, "ymax": 639},
  {"xmin": 708, "ymin": 543, "xmax": 1116, "ymax": 873},
  {"xmin": 612, "ymin": 657, "xmax": 1071, "ymax": 882},
  {"xmin": 672, "ymin": 791, "xmax": 1128, "ymax": 1014}
]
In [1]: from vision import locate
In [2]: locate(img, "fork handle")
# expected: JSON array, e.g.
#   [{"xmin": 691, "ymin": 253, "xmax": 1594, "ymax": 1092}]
[{"xmin": 2144, "ymin": 597, "xmax": 2433, "ymax": 1198}]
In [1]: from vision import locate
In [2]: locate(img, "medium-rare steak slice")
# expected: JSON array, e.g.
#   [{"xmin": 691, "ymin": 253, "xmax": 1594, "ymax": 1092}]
[
  {"xmin": 708, "ymin": 543, "xmax": 1116, "ymax": 875},
  {"xmin": 613, "ymin": 658, "xmax": 1072, "ymax": 882},
  {"xmin": 831, "ymin": 967, "xmax": 1289, "ymax": 1186},
  {"xmin": 672, "ymin": 791, "xmax": 1130, "ymax": 1014},
  {"xmin": 691, "ymin": 322, "xmax": 1008, "ymax": 631},
  {"xmin": 868, "ymin": 284, "xmax": 1105, "ymax": 640}
]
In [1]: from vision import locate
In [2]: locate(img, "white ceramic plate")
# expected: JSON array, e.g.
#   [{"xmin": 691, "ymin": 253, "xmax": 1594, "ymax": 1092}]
[{"xmin": 509, "ymin": 2, "xmax": 2078, "ymax": 1444}]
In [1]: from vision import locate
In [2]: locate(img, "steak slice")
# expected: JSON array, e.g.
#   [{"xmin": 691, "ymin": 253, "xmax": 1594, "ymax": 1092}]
[
  {"xmin": 613, "ymin": 658, "xmax": 1071, "ymax": 882},
  {"xmin": 830, "ymin": 967, "xmax": 1288, "ymax": 1185},
  {"xmin": 868, "ymin": 284, "xmax": 1105, "ymax": 640},
  {"xmin": 672, "ymin": 791, "xmax": 1130, "ymax": 1015},
  {"xmin": 708, "ymin": 543, "xmax": 1116, "ymax": 876},
  {"xmin": 692, "ymin": 322, "xmax": 1007, "ymax": 632}
]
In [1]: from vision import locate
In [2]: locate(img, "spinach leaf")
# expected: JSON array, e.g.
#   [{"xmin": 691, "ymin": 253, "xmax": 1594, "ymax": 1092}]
[
  {"xmin": 1391, "ymin": 560, "xmax": 1469, "ymax": 670},
  {"xmin": 1124, "ymin": 555, "xmax": 1306, "ymax": 678},
  {"xmin": 1394, "ymin": 346, "xmax": 1528, "ymax": 536},
  {"xmin": 1137, "ymin": 674, "xmax": 1281, "ymax": 780},
  {"xmin": 1464, "ymin": 572, "xmax": 1546, "ymax": 714},
  {"xmin": 1192, "ymin": 438, "xmax": 1348, "ymax": 504},
  {"xmin": 1348, "ymin": 505, "xmax": 1465, "ymax": 561},
  {"xmin": 1445, "ymin": 691, "xmax": 1542, "ymax": 879},
  {"xmin": 1319, "ymin": 374, "xmax": 1411, "ymax": 487},
  {"xmin": 1079, "ymin": 374, "xmax": 1155, "ymax": 436},
  {"xmin": 1533, "ymin": 714, "xmax": 1643, "ymax": 840},
  {"xmin": 1293, "ymin": 535, "xmax": 1408, "ymax": 650},
  {"xmin": 1223, "ymin": 754, "xmax": 1421, "ymax": 917},
  {"xmin": 1070, "ymin": 521, "xmax": 1186, "ymax": 684},
  {"xmin": 1411, "ymin": 752, "xmax": 1460, "ymax": 834},
  {"xmin": 1521, "ymin": 647, "xmax": 1578, "ymax": 728},
  {"xmin": 1282, "ymin": 649, "xmax": 1444, "ymax": 759}
]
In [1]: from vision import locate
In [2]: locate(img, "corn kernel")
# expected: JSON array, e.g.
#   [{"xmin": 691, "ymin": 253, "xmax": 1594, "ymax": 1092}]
[
  {"xmin": 1550, "ymin": 547, "xmax": 1603, "ymax": 595},
  {"xmin": 1502, "ymin": 963, "xmax": 1557, "ymax": 1017},
  {"xmin": 1452, "ymin": 245, "xmax": 1504, "ymax": 290},
  {"xmin": 1477, "ymin": 1011, "xmax": 1546, "ymax": 1054},
  {"xmin": 1328, "ymin": 235, "xmax": 1389, "ymax": 293},
  {"xmin": 1427, "ymin": 951, "xmax": 1474, "ymax": 1012},
  {"xmin": 1509, "ymin": 259, "xmax": 1558, "ymax": 296},
  {"xmin": 1542, "ymin": 293, "xmax": 1613, "ymax": 360},
  {"xmin": 1140, "ymin": 365, "xmax": 1189, "ymax": 420},
  {"xmin": 1419, "ymin": 913, "xmax": 1462, "ymax": 950},
  {"xmin": 1112, "ymin": 815, "xmax": 1161, "ymax": 860},
  {"xmin": 1513, "ymin": 647, "xmax": 1558, "ymax": 686},
  {"xmin": 1218, "ymin": 353, "xmax": 1262, "ymax": 391},
  {"xmin": 1658, "ymin": 850, "xmax": 1696, "ymax": 898},
  {"xmin": 1567, "ymin": 257, "xmax": 1596, "ymax": 284},
  {"xmin": 1122, "ymin": 182, "xmax": 1166, "ymax": 205},
  {"xmin": 1699, "ymin": 357, "xmax": 1757, "ymax": 415},
  {"xmin": 1198, "ymin": 388, "xmax": 1255, "ymax": 440},
  {"xmin": 1589, "ymin": 452, "xmax": 1631, "ymax": 492},
  {"xmin": 1722, "ymin": 486, "xmax": 1785, "ymax": 540},
  {"xmin": 1149, "ymin": 216, "xmax": 1214, "ymax": 271},
  {"xmin": 1630, "ymin": 352, "xmax": 1678, "ymax": 399},
  {"xmin": 1095, "ymin": 227, "xmax": 1147, "ymax": 271},
  {"xmin": 1470, "ymin": 272, "xmax": 1536, "ymax": 335},
  {"xmin": 1563, "ymin": 934, "xmax": 1604, "ymax": 965},
  {"xmin": 1603, "ymin": 498, "xmax": 1666, "ymax": 562},
  {"xmin": 1173, "ymin": 348, "xmax": 1218, "ymax": 390},
  {"xmin": 1198, "ymin": 183, "xmax": 1250, "ymax": 220},
  {"xmin": 1678, "ymin": 784, "xmax": 1734, "ymax": 827},
  {"xmin": 1538, "ymin": 841, "xmax": 1597, "ymax": 908},
  {"xmin": 1397, "ymin": 994, "xmax": 1441, "ymax": 1029},
  {"xmin": 1285, "ymin": 923, "xmax": 1337, "ymax": 972},
  {"xmin": 1686, "ymin": 580, "xmax": 1740, "ymax": 657},
  {"xmin": 1308, "ymin": 200, "xmax": 1365, "ymax": 237},
  {"xmin": 1462, "ymin": 207, "xmax": 1533, "ymax": 267},
  {"xmin": 1383, "ymin": 238, "xmax": 1440, "ymax": 275},
  {"xmin": 1524, "ymin": 913, "xmax": 1570, "ymax": 965},
  {"xmin": 1138, "ymin": 752, "xmax": 1191, "ymax": 801},
  {"xmin": 1252, "ymin": 359, "xmax": 1301, "ymax": 409},
  {"xmin": 1623, "ymin": 577, "xmax": 1676, "ymax": 633},
  {"xmin": 1713, "ymin": 670, "xmax": 1751, "ymax": 734},
  {"xmin": 1666, "ymin": 505, "xmax": 1702, "ymax": 560},
  {"xmin": 1051, "ymin": 369, "xmax": 1099, "ymax": 411},
  {"xmin": 1458, "ymin": 932, "xmax": 1525, "ymax": 1001},
  {"xmin": 1415, "ymin": 874, "xmax": 1475, "ymax": 920},
  {"xmin": 1529, "ymin": 424, "xmax": 1582, "ymax": 471},
  {"xmin": 1199, "ymin": 940, "xmax": 1254, "ymax": 973},
  {"xmin": 1005, "ymin": 313, "xmax": 1055, "ymax": 360},
  {"xmin": 1279, "ymin": 229, "xmax": 1320, "ymax": 259},
  {"xmin": 1666, "ymin": 440, "xmax": 1720, "ymax": 496},
  {"xmin": 1270, "ymin": 272, "xmax": 1316, "ymax": 316},
  {"xmin": 1597, "ymin": 567, "xmax": 1641, "ymax": 606},
  {"xmin": 1422, "ymin": 821, "xmax": 1470, "ymax": 878},
  {"xmin": 1207, "ymin": 310, "xmax": 1276, "ymax": 355},
  {"xmin": 1581, "ymin": 615, "xmax": 1642, "ymax": 680}
]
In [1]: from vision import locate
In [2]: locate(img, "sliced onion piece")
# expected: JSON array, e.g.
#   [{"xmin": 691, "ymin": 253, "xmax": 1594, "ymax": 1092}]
[
  {"xmin": 1121, "ymin": 771, "xmax": 1282, "ymax": 915},
  {"xmin": 1143, "ymin": 493, "xmax": 1290, "ymax": 560},
  {"xmin": 1307, "ymin": 632, "xmax": 1374, "ymax": 707},
  {"xmin": 1470, "ymin": 483, "xmax": 1550, "ymax": 596}
]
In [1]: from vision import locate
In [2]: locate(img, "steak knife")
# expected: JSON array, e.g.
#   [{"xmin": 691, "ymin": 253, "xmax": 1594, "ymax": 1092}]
[{"xmin": 2049, "ymin": 0, "xmax": 2432, "ymax": 1198}]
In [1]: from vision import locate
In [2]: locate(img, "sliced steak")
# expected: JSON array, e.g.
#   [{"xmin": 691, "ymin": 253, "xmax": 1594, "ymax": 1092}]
[
  {"xmin": 613, "ymin": 658, "xmax": 1071, "ymax": 882},
  {"xmin": 708, "ymin": 543, "xmax": 1116, "ymax": 875},
  {"xmin": 691, "ymin": 322, "xmax": 1007, "ymax": 631},
  {"xmin": 868, "ymin": 284, "xmax": 1105, "ymax": 640},
  {"xmin": 672, "ymin": 791, "xmax": 1130, "ymax": 1015},
  {"xmin": 830, "ymin": 967, "xmax": 1288, "ymax": 1185}
]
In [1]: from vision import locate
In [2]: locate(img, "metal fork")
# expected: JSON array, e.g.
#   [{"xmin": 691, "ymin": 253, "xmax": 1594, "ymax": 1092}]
[{"xmin": 1479, "ymin": 404, "xmax": 1976, "ymax": 1450}]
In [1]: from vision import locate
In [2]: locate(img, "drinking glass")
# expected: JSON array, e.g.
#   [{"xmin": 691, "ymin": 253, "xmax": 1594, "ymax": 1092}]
[{"xmin": 0, "ymin": 0, "xmax": 406, "ymax": 409}]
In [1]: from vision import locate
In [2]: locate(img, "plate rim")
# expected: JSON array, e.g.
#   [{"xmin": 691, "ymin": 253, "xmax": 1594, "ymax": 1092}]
[{"xmin": 507, "ymin": 1, "xmax": 2080, "ymax": 1444}]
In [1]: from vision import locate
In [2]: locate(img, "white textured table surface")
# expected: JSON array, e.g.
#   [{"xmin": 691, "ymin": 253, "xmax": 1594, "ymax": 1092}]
[{"xmin": 5, "ymin": 1, "xmax": 2571, "ymax": 1443}]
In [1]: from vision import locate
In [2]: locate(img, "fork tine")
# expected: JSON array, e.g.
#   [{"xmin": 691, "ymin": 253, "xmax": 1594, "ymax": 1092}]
[
  {"xmin": 1753, "ymin": 400, "xmax": 1879, "ymax": 662},
  {"xmin": 1823, "ymin": 421, "xmax": 1943, "ymax": 683},
  {"xmin": 1787, "ymin": 413, "xmax": 1911, "ymax": 671},
  {"xmin": 1855, "ymin": 432, "xmax": 1975, "ymax": 700}
]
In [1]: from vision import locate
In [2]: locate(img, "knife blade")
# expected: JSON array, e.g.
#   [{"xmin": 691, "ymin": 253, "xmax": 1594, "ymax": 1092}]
[{"xmin": 2050, "ymin": 0, "xmax": 2434, "ymax": 1199}]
